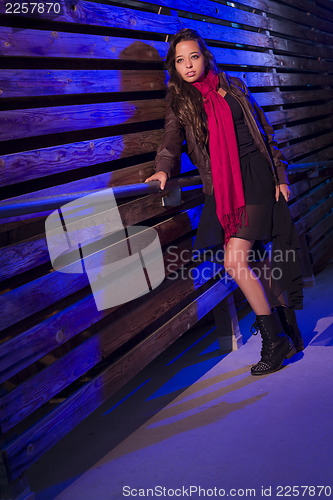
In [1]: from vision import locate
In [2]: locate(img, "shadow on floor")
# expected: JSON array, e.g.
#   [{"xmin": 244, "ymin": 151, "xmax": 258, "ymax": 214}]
[{"xmin": 28, "ymin": 261, "xmax": 333, "ymax": 499}]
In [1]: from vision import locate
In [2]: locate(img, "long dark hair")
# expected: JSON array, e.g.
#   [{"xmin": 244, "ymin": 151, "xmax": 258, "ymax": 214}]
[{"xmin": 165, "ymin": 28, "xmax": 219, "ymax": 148}]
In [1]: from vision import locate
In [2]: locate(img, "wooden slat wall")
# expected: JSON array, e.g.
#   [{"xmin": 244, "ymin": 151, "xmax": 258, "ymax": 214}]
[{"xmin": 0, "ymin": 0, "xmax": 333, "ymax": 489}]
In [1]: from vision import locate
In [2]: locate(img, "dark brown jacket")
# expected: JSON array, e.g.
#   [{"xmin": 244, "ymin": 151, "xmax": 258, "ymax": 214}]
[{"xmin": 154, "ymin": 72, "xmax": 289, "ymax": 195}]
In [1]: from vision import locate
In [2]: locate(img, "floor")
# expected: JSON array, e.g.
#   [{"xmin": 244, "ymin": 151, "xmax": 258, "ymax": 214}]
[{"xmin": 27, "ymin": 261, "xmax": 333, "ymax": 500}]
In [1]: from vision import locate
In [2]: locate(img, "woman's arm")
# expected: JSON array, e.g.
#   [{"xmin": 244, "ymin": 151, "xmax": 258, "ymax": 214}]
[{"xmin": 145, "ymin": 93, "xmax": 185, "ymax": 189}]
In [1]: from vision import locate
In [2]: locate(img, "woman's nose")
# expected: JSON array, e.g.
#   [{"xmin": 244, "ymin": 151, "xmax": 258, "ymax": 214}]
[{"xmin": 185, "ymin": 59, "xmax": 193, "ymax": 68}]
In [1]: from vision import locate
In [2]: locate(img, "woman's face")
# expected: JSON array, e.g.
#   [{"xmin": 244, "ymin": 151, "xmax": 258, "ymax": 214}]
[{"xmin": 175, "ymin": 40, "xmax": 206, "ymax": 83}]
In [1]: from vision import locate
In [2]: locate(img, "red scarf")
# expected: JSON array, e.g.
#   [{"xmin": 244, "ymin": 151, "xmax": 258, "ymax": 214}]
[{"xmin": 191, "ymin": 70, "xmax": 248, "ymax": 243}]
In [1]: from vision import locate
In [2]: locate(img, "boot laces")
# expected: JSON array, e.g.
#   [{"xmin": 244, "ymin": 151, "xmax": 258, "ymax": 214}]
[
  {"xmin": 251, "ymin": 319, "xmax": 274, "ymax": 357},
  {"xmin": 260, "ymin": 339, "xmax": 275, "ymax": 358},
  {"xmin": 251, "ymin": 319, "xmax": 260, "ymax": 335}
]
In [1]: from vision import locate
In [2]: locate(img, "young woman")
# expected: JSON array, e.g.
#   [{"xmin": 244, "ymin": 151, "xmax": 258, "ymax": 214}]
[{"xmin": 145, "ymin": 28, "xmax": 304, "ymax": 375}]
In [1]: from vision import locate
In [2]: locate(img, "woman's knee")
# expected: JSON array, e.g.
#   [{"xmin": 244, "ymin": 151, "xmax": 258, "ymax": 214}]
[{"xmin": 224, "ymin": 248, "xmax": 247, "ymax": 270}]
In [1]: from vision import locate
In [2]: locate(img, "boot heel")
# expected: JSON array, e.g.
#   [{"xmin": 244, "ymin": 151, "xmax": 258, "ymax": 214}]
[{"xmin": 285, "ymin": 346, "xmax": 297, "ymax": 359}]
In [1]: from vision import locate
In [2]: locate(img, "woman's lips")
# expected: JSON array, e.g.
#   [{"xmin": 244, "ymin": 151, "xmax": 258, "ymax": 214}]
[{"xmin": 186, "ymin": 72, "xmax": 196, "ymax": 77}]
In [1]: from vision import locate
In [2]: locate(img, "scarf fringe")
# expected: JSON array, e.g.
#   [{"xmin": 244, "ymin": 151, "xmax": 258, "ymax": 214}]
[{"xmin": 223, "ymin": 205, "xmax": 248, "ymax": 244}]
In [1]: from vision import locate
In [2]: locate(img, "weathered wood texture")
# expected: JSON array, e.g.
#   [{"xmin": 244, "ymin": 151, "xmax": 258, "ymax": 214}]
[{"xmin": 0, "ymin": 0, "xmax": 332, "ymax": 492}]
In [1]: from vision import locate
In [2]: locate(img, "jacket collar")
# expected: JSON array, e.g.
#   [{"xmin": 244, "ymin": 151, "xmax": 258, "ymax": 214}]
[{"xmin": 219, "ymin": 72, "xmax": 244, "ymax": 96}]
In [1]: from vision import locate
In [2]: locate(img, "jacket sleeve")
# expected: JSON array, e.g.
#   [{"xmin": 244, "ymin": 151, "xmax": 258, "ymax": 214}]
[
  {"xmin": 239, "ymin": 79, "xmax": 289, "ymax": 185},
  {"xmin": 154, "ymin": 93, "xmax": 185, "ymax": 179}
]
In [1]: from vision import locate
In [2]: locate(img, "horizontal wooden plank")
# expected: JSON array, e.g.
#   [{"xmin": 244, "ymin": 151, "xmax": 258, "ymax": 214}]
[
  {"xmin": 0, "ymin": 230, "xmax": 201, "ymax": 385},
  {"xmin": 0, "ymin": 178, "xmax": 194, "ymax": 280},
  {"xmin": 71, "ymin": 4, "xmax": 317, "ymax": 48},
  {"xmin": 0, "ymin": 26, "xmax": 270, "ymax": 65},
  {"xmin": 0, "ymin": 159, "xmax": 156, "ymax": 226},
  {"xmin": 214, "ymin": 49, "xmax": 331, "ymax": 72},
  {"xmin": 0, "ymin": 28, "xmax": 168, "ymax": 60},
  {"xmin": 5, "ymin": 87, "xmax": 329, "ymax": 145},
  {"xmin": 118, "ymin": 187, "xmax": 201, "ymax": 228},
  {"xmin": 0, "ymin": 158, "xmax": 169, "ymax": 280},
  {"xmin": 280, "ymin": 50, "xmax": 332, "ymax": 70},
  {"xmin": 275, "ymin": 117, "xmax": 333, "ymax": 144},
  {"xmin": 290, "ymin": 163, "xmax": 333, "ymax": 172},
  {"xmin": 0, "ymin": 332, "xmax": 102, "ymax": 432},
  {"xmin": 293, "ymin": 145, "xmax": 333, "ymax": 165},
  {"xmin": 267, "ymin": 103, "xmax": 333, "ymax": 127},
  {"xmin": 289, "ymin": 176, "xmax": 327, "ymax": 200},
  {"xmin": 1, "ymin": 25, "xmax": 331, "ymax": 71},
  {"xmin": 0, "ymin": 33, "xmax": 328, "ymax": 90},
  {"xmin": 137, "ymin": 0, "xmax": 333, "ymax": 46},
  {"xmin": 315, "ymin": 0, "xmax": 333, "ymax": 13},
  {"xmin": 239, "ymin": 29, "xmax": 328, "ymax": 62},
  {"xmin": 307, "ymin": 211, "xmax": 333, "ymax": 248},
  {"xmin": 296, "ymin": 195, "xmax": 333, "ymax": 235},
  {"xmin": 146, "ymin": 3, "xmax": 333, "ymax": 46},
  {"xmin": 1, "ymin": 146, "xmax": 278, "ymax": 257},
  {"xmin": 0, "ymin": 129, "xmax": 163, "ymax": 187},
  {"xmin": 0, "ymin": 292, "xmax": 103, "ymax": 384},
  {"xmin": 2, "ymin": 272, "xmax": 237, "ymax": 480},
  {"xmin": 0, "ymin": 246, "xmax": 223, "ymax": 432},
  {"xmin": 0, "ymin": 189, "xmax": 203, "ymax": 331},
  {"xmin": 244, "ymin": 35, "xmax": 332, "ymax": 60},
  {"xmin": 279, "ymin": 0, "xmax": 333, "ymax": 22},
  {"xmin": 283, "ymin": 132, "xmax": 333, "ymax": 161},
  {"xmin": 0, "ymin": 193, "xmax": 162, "ymax": 331},
  {"xmin": 290, "ymin": 179, "xmax": 332, "ymax": 220},
  {"xmin": 227, "ymin": 72, "xmax": 333, "ymax": 88},
  {"xmin": 0, "ymin": 218, "xmax": 46, "ymax": 244},
  {"xmin": 232, "ymin": 0, "xmax": 333, "ymax": 30},
  {"xmin": 4, "ymin": 76, "xmax": 330, "ymax": 145},
  {"xmin": 0, "ymin": 99, "xmax": 165, "ymax": 141},
  {"xmin": 0, "ymin": 268, "xmax": 90, "ymax": 332},
  {"xmin": 310, "ymin": 228, "xmax": 333, "ymax": 264},
  {"xmin": 2, "ymin": 0, "xmax": 332, "ymax": 47},
  {"xmin": 254, "ymin": 90, "xmax": 333, "ymax": 107},
  {"xmin": 0, "ymin": 70, "xmax": 166, "ymax": 98},
  {"xmin": 215, "ymin": 48, "xmax": 330, "ymax": 71},
  {"xmin": 0, "ymin": 235, "xmax": 49, "ymax": 281}
]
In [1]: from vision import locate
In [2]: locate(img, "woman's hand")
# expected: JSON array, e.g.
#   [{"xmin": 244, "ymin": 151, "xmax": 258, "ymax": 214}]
[
  {"xmin": 145, "ymin": 171, "xmax": 168, "ymax": 190},
  {"xmin": 275, "ymin": 183, "xmax": 291, "ymax": 202}
]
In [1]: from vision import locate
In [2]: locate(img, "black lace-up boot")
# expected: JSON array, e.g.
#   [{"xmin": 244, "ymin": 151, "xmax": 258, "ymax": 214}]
[
  {"xmin": 276, "ymin": 306, "xmax": 304, "ymax": 352},
  {"xmin": 251, "ymin": 310, "xmax": 296, "ymax": 376}
]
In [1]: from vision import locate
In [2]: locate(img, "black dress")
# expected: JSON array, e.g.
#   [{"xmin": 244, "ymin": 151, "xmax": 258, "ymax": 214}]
[{"xmin": 193, "ymin": 91, "xmax": 304, "ymax": 308}]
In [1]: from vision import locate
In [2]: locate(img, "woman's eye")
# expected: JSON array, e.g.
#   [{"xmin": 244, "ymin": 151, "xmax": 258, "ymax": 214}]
[
  {"xmin": 192, "ymin": 55, "xmax": 199, "ymax": 59},
  {"xmin": 176, "ymin": 59, "xmax": 183, "ymax": 64}
]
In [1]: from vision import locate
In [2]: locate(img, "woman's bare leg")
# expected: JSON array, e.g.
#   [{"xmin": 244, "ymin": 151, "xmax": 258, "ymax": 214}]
[
  {"xmin": 224, "ymin": 238, "xmax": 297, "ymax": 374},
  {"xmin": 250, "ymin": 256, "xmax": 287, "ymax": 309},
  {"xmin": 224, "ymin": 237, "xmax": 271, "ymax": 315}
]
